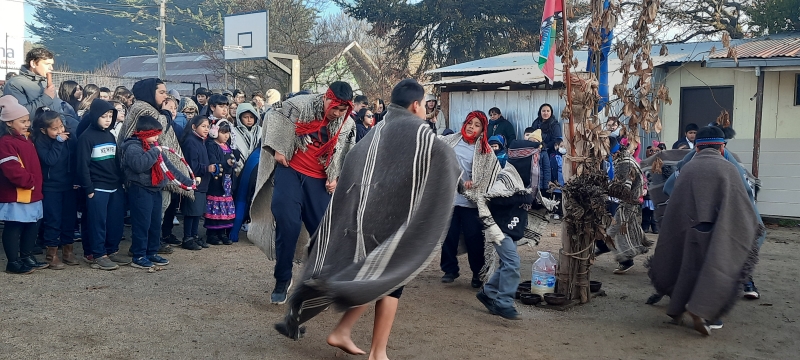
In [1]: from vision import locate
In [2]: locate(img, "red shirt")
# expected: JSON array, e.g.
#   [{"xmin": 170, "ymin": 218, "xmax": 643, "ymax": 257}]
[{"xmin": 289, "ymin": 122, "xmax": 330, "ymax": 179}]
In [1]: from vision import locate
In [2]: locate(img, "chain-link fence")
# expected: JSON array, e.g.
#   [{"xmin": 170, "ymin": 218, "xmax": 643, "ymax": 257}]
[{"xmin": 51, "ymin": 71, "xmax": 197, "ymax": 94}]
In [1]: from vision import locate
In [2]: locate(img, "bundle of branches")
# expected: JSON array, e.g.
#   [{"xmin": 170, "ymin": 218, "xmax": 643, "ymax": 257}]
[{"xmin": 557, "ymin": 160, "xmax": 610, "ymax": 303}]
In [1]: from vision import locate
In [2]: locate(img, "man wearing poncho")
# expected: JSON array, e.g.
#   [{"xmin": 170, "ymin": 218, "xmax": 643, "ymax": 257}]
[
  {"xmin": 273, "ymin": 79, "xmax": 461, "ymax": 360},
  {"xmin": 248, "ymin": 82, "xmax": 357, "ymax": 305},
  {"xmin": 647, "ymin": 126, "xmax": 760, "ymax": 336}
]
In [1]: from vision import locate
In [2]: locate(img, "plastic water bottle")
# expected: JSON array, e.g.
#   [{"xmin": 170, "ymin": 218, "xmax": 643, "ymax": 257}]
[{"xmin": 531, "ymin": 251, "xmax": 557, "ymax": 296}]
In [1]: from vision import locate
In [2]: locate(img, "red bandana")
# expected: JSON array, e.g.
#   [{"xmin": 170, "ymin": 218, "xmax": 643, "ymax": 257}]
[
  {"xmin": 293, "ymin": 88, "xmax": 354, "ymax": 167},
  {"xmin": 135, "ymin": 129, "xmax": 165, "ymax": 186},
  {"xmin": 460, "ymin": 110, "xmax": 492, "ymax": 154}
]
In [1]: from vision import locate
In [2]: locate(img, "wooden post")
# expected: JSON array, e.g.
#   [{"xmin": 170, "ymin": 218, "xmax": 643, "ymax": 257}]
[
  {"xmin": 561, "ymin": 0, "xmax": 576, "ymax": 175},
  {"xmin": 752, "ymin": 67, "xmax": 764, "ymax": 179}
]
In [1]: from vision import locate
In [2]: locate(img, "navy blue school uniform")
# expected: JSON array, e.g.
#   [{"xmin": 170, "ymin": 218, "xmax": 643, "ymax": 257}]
[
  {"xmin": 121, "ymin": 137, "xmax": 193, "ymax": 259},
  {"xmin": 76, "ymin": 99, "xmax": 124, "ymax": 259},
  {"xmin": 180, "ymin": 132, "xmax": 211, "ymax": 238},
  {"xmin": 34, "ymin": 130, "xmax": 78, "ymax": 248}
]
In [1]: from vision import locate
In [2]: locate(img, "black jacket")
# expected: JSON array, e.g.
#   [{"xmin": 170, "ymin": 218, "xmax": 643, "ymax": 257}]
[
  {"xmin": 34, "ymin": 133, "xmax": 77, "ymax": 192},
  {"xmin": 205, "ymin": 140, "xmax": 237, "ymax": 196},
  {"xmin": 530, "ymin": 117, "xmax": 562, "ymax": 152},
  {"xmin": 181, "ymin": 132, "xmax": 211, "ymax": 193},
  {"xmin": 76, "ymin": 99, "xmax": 121, "ymax": 194},
  {"xmin": 488, "ymin": 116, "xmax": 517, "ymax": 144},
  {"xmin": 507, "ymin": 139, "xmax": 552, "ymax": 191},
  {"xmin": 489, "ymin": 192, "xmax": 534, "ymax": 241},
  {"xmin": 356, "ymin": 122, "xmax": 371, "ymax": 143},
  {"xmin": 121, "ymin": 138, "xmax": 193, "ymax": 191}
]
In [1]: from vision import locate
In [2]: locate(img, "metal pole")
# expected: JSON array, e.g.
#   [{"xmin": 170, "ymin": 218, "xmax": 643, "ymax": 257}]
[
  {"xmin": 5, "ymin": 33, "xmax": 8, "ymax": 72},
  {"xmin": 752, "ymin": 66, "xmax": 764, "ymax": 179},
  {"xmin": 158, "ymin": 0, "xmax": 166, "ymax": 80}
]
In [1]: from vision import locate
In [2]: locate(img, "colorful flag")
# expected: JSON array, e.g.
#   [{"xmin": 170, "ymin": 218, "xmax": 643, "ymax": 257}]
[{"xmin": 538, "ymin": 0, "xmax": 564, "ymax": 82}]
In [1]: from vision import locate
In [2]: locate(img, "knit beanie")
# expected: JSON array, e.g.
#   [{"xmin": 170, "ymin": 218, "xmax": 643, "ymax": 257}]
[
  {"xmin": 266, "ymin": 89, "xmax": 281, "ymax": 106},
  {"xmin": 0, "ymin": 95, "xmax": 28, "ymax": 122}
]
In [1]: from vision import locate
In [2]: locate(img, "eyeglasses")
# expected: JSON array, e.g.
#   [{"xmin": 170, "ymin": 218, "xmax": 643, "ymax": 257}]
[{"xmin": 365, "ymin": 115, "xmax": 374, "ymax": 118}]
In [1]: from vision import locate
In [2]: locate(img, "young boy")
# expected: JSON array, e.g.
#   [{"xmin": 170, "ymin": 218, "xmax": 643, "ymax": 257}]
[
  {"xmin": 77, "ymin": 99, "xmax": 125, "ymax": 270},
  {"xmin": 207, "ymin": 94, "xmax": 229, "ymax": 125},
  {"xmin": 121, "ymin": 115, "xmax": 193, "ymax": 269},
  {"xmin": 488, "ymin": 135, "xmax": 508, "ymax": 167},
  {"xmin": 476, "ymin": 148, "xmax": 534, "ymax": 320}
]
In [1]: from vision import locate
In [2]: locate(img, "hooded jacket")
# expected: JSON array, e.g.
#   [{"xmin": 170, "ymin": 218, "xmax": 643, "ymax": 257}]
[
  {"xmin": 76, "ymin": 99, "xmax": 121, "ymax": 194},
  {"xmin": 2, "ymin": 65, "xmax": 55, "ymax": 116},
  {"xmin": 34, "ymin": 129, "xmax": 77, "ymax": 192},
  {"xmin": 423, "ymin": 94, "xmax": 444, "ymax": 133},
  {"xmin": 232, "ymin": 102, "xmax": 262, "ymax": 160}
]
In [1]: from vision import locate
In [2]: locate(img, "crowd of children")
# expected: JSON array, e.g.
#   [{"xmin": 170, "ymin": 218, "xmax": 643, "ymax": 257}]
[{"xmin": 0, "ymin": 48, "xmax": 273, "ymax": 274}]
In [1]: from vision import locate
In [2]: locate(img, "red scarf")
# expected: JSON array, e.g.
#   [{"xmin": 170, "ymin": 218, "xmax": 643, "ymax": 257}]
[
  {"xmin": 461, "ymin": 110, "xmax": 492, "ymax": 154},
  {"xmin": 293, "ymin": 88, "xmax": 353, "ymax": 166},
  {"xmin": 135, "ymin": 129, "xmax": 165, "ymax": 186}
]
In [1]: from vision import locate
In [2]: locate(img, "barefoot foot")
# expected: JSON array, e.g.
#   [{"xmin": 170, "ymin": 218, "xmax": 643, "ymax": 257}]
[{"xmin": 327, "ymin": 333, "xmax": 366, "ymax": 355}]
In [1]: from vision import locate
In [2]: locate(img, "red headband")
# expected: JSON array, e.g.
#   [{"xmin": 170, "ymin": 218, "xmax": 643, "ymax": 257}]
[{"xmin": 461, "ymin": 111, "xmax": 492, "ymax": 154}]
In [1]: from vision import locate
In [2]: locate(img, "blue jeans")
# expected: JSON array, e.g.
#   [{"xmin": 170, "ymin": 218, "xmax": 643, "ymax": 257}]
[
  {"xmin": 42, "ymin": 190, "xmax": 77, "ymax": 247},
  {"xmin": 483, "ymin": 235, "xmax": 520, "ymax": 309},
  {"xmin": 85, "ymin": 188, "xmax": 124, "ymax": 258},
  {"xmin": 440, "ymin": 206, "xmax": 485, "ymax": 278},
  {"xmin": 271, "ymin": 166, "xmax": 331, "ymax": 283},
  {"xmin": 128, "ymin": 184, "xmax": 163, "ymax": 258}
]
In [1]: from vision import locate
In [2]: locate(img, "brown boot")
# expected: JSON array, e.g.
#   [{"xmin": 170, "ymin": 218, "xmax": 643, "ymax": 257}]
[
  {"xmin": 61, "ymin": 244, "xmax": 80, "ymax": 266},
  {"xmin": 46, "ymin": 247, "xmax": 66, "ymax": 270}
]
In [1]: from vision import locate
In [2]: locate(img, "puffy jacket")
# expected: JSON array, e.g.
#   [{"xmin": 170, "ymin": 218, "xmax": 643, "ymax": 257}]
[
  {"xmin": 121, "ymin": 138, "xmax": 193, "ymax": 191},
  {"xmin": 0, "ymin": 132, "xmax": 44, "ymax": 203},
  {"xmin": 34, "ymin": 133, "xmax": 77, "ymax": 192}
]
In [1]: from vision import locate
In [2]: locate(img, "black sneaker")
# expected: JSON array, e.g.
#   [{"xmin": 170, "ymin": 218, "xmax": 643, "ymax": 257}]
[
  {"xmin": 613, "ymin": 262, "xmax": 634, "ymax": 274},
  {"xmin": 271, "ymin": 280, "xmax": 293, "ymax": 304},
  {"xmin": 181, "ymin": 237, "xmax": 202, "ymax": 251},
  {"xmin": 743, "ymin": 281, "xmax": 760, "ymax": 299},
  {"xmin": 476, "ymin": 291, "xmax": 497, "ymax": 315},
  {"xmin": 162, "ymin": 234, "xmax": 182, "ymax": 245},
  {"xmin": 441, "ymin": 273, "xmax": 459, "ymax": 283},
  {"xmin": 707, "ymin": 319, "xmax": 723, "ymax": 330},
  {"xmin": 471, "ymin": 277, "xmax": 483, "ymax": 289},
  {"xmin": 158, "ymin": 243, "xmax": 174, "ymax": 254},
  {"xmin": 207, "ymin": 234, "xmax": 223, "ymax": 246},
  {"xmin": 195, "ymin": 236, "xmax": 210, "ymax": 248},
  {"xmin": 5, "ymin": 259, "xmax": 34, "ymax": 274},
  {"xmin": 221, "ymin": 236, "xmax": 233, "ymax": 245}
]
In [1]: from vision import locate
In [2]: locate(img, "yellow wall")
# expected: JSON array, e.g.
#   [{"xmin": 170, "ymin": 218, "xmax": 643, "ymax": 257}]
[{"xmin": 660, "ymin": 63, "xmax": 800, "ymax": 145}]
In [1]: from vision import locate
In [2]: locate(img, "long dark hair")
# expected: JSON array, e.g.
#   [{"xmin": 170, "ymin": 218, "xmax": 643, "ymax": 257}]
[
  {"xmin": 31, "ymin": 107, "xmax": 63, "ymax": 142},
  {"xmin": 78, "ymin": 84, "xmax": 100, "ymax": 112},
  {"xmin": 536, "ymin": 103, "xmax": 554, "ymax": 122},
  {"xmin": 58, "ymin": 80, "xmax": 82, "ymax": 111},
  {"xmin": 181, "ymin": 115, "xmax": 210, "ymax": 144},
  {"xmin": 356, "ymin": 108, "xmax": 371, "ymax": 127}
]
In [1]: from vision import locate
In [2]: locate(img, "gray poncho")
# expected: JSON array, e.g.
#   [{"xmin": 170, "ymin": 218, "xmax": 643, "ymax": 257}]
[
  {"xmin": 647, "ymin": 149, "xmax": 760, "ymax": 321},
  {"xmin": 248, "ymin": 94, "xmax": 356, "ymax": 260},
  {"xmin": 275, "ymin": 104, "xmax": 461, "ymax": 339}
]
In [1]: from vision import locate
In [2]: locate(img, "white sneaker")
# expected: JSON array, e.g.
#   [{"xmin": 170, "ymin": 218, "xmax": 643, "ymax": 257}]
[
  {"xmin": 242, "ymin": 223, "xmax": 250, "ymax": 232},
  {"xmin": 553, "ymin": 214, "xmax": 561, "ymax": 220},
  {"xmin": 173, "ymin": 217, "xmax": 180, "ymax": 225}
]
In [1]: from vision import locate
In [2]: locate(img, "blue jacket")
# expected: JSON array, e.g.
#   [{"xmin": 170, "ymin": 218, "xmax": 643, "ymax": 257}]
[
  {"xmin": 2, "ymin": 66, "xmax": 56, "ymax": 116},
  {"xmin": 34, "ymin": 133, "xmax": 77, "ymax": 192},
  {"xmin": 121, "ymin": 138, "xmax": 193, "ymax": 191}
]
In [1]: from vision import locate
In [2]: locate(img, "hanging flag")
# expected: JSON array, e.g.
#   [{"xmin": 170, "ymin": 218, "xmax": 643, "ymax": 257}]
[
  {"xmin": 538, "ymin": 0, "xmax": 564, "ymax": 82},
  {"xmin": 587, "ymin": 0, "xmax": 614, "ymax": 111}
]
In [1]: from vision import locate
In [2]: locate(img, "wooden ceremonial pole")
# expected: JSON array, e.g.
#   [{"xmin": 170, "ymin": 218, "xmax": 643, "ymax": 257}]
[{"xmin": 560, "ymin": 0, "xmax": 577, "ymax": 176}]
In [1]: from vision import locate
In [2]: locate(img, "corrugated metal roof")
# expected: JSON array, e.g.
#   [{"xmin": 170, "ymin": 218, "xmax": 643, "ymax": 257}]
[
  {"xmin": 710, "ymin": 37, "xmax": 800, "ymax": 59},
  {"xmin": 426, "ymin": 52, "xmax": 542, "ymax": 74}
]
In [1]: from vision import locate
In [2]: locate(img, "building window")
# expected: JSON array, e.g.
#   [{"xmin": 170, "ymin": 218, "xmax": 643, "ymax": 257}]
[{"xmin": 796, "ymin": 74, "xmax": 800, "ymax": 106}]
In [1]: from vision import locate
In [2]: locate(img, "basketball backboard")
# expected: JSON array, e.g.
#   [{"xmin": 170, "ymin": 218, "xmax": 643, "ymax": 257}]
[{"xmin": 224, "ymin": 11, "xmax": 269, "ymax": 60}]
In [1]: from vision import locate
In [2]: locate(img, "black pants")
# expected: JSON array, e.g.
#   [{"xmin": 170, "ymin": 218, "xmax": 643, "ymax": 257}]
[
  {"xmin": 440, "ymin": 206, "xmax": 485, "ymax": 278},
  {"xmin": 161, "ymin": 192, "xmax": 181, "ymax": 238},
  {"xmin": 2, "ymin": 221, "xmax": 39, "ymax": 262},
  {"xmin": 641, "ymin": 208, "xmax": 658, "ymax": 232}
]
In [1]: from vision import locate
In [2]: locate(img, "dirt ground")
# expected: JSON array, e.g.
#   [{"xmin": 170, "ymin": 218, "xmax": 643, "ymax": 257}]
[{"xmin": 1, "ymin": 221, "xmax": 798, "ymax": 360}]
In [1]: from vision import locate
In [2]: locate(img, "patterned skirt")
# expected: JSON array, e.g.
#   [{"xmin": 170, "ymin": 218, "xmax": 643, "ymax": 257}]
[{"xmin": 204, "ymin": 175, "xmax": 235, "ymax": 229}]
